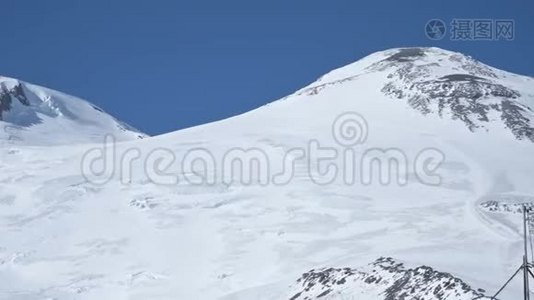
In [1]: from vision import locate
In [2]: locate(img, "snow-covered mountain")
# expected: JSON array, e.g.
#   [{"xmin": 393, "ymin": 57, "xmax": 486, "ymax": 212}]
[
  {"xmin": 0, "ymin": 76, "xmax": 146, "ymax": 145},
  {"xmin": 294, "ymin": 47, "xmax": 534, "ymax": 142},
  {"xmin": 1, "ymin": 47, "xmax": 534, "ymax": 300}
]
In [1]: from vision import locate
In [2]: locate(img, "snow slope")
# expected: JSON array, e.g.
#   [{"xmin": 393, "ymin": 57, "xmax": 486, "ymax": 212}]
[
  {"xmin": 1, "ymin": 47, "xmax": 534, "ymax": 299},
  {"xmin": 0, "ymin": 76, "xmax": 146, "ymax": 145}
]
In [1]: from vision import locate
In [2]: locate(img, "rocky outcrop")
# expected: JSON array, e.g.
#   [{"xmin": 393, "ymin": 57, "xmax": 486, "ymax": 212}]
[
  {"xmin": 289, "ymin": 257, "xmax": 489, "ymax": 300},
  {"xmin": 0, "ymin": 82, "xmax": 29, "ymax": 120},
  {"xmin": 375, "ymin": 48, "xmax": 534, "ymax": 142}
]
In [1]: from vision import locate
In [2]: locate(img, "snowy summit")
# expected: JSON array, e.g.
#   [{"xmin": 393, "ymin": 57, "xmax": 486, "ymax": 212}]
[{"xmin": 0, "ymin": 76, "xmax": 146, "ymax": 145}]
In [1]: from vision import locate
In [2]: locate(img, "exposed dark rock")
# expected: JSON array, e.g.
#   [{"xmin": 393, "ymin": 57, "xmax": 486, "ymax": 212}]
[
  {"xmin": 479, "ymin": 196, "xmax": 534, "ymax": 214},
  {"xmin": 500, "ymin": 100, "xmax": 534, "ymax": 141},
  {"xmin": 439, "ymin": 74, "xmax": 486, "ymax": 82},
  {"xmin": 375, "ymin": 48, "xmax": 534, "ymax": 142},
  {"xmin": 385, "ymin": 48, "xmax": 426, "ymax": 62},
  {"xmin": 0, "ymin": 82, "xmax": 30, "ymax": 120},
  {"xmin": 289, "ymin": 257, "xmax": 490, "ymax": 300}
]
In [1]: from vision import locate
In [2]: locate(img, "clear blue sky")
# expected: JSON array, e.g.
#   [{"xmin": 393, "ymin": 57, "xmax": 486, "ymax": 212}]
[{"xmin": 2, "ymin": 0, "xmax": 533, "ymax": 135}]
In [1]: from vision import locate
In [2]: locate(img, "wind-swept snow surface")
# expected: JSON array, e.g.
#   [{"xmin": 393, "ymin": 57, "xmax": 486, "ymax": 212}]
[{"xmin": 1, "ymin": 48, "xmax": 534, "ymax": 299}]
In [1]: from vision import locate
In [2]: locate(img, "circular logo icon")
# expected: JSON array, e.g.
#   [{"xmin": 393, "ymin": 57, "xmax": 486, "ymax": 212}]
[
  {"xmin": 425, "ymin": 19, "xmax": 446, "ymax": 40},
  {"xmin": 332, "ymin": 112, "xmax": 368, "ymax": 147}
]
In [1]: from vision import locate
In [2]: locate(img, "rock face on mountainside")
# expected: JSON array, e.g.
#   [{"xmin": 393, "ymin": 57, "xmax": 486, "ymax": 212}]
[
  {"xmin": 0, "ymin": 76, "xmax": 146, "ymax": 145},
  {"xmin": 295, "ymin": 47, "xmax": 534, "ymax": 143},
  {"xmin": 375, "ymin": 48, "xmax": 534, "ymax": 142},
  {"xmin": 0, "ymin": 82, "xmax": 30, "ymax": 121},
  {"xmin": 289, "ymin": 257, "xmax": 489, "ymax": 300}
]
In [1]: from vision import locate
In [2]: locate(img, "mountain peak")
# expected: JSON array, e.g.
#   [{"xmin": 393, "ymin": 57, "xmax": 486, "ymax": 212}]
[
  {"xmin": 0, "ymin": 76, "xmax": 146, "ymax": 145},
  {"xmin": 293, "ymin": 47, "xmax": 534, "ymax": 142},
  {"xmin": 314, "ymin": 47, "xmax": 501, "ymax": 85}
]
